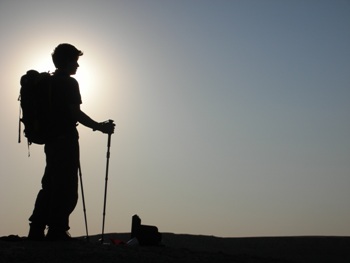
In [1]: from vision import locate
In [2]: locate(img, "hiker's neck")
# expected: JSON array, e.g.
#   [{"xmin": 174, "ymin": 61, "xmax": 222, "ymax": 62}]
[{"xmin": 54, "ymin": 69, "xmax": 73, "ymax": 76}]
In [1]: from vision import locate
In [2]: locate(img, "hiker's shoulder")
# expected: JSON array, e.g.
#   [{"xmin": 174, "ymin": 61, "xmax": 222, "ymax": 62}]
[{"xmin": 53, "ymin": 74, "xmax": 79, "ymax": 86}]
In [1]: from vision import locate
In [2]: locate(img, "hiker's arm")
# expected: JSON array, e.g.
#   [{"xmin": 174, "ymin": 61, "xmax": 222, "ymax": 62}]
[
  {"xmin": 71, "ymin": 104, "xmax": 98, "ymax": 129},
  {"xmin": 70, "ymin": 104, "xmax": 113, "ymax": 133}
]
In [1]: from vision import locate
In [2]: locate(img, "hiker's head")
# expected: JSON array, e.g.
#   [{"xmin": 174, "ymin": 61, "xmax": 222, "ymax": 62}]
[{"xmin": 52, "ymin": 44, "xmax": 83, "ymax": 74}]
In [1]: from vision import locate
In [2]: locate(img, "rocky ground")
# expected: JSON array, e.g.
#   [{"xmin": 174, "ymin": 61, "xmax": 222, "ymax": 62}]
[{"xmin": 1, "ymin": 233, "xmax": 349, "ymax": 263}]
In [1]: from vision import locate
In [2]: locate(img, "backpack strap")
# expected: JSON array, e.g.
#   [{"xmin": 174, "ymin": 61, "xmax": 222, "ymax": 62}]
[
  {"xmin": 27, "ymin": 140, "xmax": 31, "ymax": 157},
  {"xmin": 18, "ymin": 95, "xmax": 21, "ymax": 144}
]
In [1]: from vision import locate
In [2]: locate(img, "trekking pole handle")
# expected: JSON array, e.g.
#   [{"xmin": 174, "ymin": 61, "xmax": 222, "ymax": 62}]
[
  {"xmin": 107, "ymin": 119, "xmax": 114, "ymax": 148},
  {"xmin": 108, "ymin": 119, "xmax": 114, "ymax": 131}
]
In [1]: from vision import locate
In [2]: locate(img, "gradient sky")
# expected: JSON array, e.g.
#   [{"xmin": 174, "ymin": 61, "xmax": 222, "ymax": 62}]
[{"xmin": 1, "ymin": 0, "xmax": 349, "ymax": 238}]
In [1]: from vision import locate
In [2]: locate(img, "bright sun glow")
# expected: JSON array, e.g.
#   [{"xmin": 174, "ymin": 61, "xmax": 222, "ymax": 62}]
[
  {"xmin": 29, "ymin": 54, "xmax": 97, "ymax": 104},
  {"xmin": 75, "ymin": 65, "xmax": 94, "ymax": 100}
]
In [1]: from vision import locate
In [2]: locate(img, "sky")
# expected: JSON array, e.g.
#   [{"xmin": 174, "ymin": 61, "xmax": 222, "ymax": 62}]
[{"xmin": 0, "ymin": 0, "xmax": 349, "ymax": 238}]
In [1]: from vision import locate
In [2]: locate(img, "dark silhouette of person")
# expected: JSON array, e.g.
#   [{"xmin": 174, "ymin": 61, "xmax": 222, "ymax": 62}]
[{"xmin": 28, "ymin": 43, "xmax": 115, "ymax": 241}]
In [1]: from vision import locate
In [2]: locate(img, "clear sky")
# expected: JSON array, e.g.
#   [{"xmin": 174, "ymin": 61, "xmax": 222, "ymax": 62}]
[{"xmin": 0, "ymin": 0, "xmax": 349, "ymax": 238}]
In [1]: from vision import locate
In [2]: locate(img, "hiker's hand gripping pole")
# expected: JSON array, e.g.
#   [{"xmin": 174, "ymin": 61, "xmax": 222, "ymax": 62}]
[{"xmin": 101, "ymin": 120, "xmax": 114, "ymax": 244}]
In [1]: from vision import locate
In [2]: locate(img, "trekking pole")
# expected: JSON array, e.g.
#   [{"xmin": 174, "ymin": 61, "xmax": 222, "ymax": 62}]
[
  {"xmin": 101, "ymin": 120, "xmax": 114, "ymax": 244},
  {"xmin": 78, "ymin": 162, "xmax": 89, "ymax": 241}
]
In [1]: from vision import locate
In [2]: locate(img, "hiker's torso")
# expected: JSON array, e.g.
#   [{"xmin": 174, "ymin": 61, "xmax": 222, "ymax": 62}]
[{"xmin": 47, "ymin": 72, "xmax": 82, "ymax": 141}]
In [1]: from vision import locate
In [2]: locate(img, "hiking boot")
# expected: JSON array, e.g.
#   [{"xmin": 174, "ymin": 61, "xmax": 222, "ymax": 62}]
[
  {"xmin": 46, "ymin": 229, "xmax": 74, "ymax": 241},
  {"xmin": 27, "ymin": 224, "xmax": 46, "ymax": 241}
]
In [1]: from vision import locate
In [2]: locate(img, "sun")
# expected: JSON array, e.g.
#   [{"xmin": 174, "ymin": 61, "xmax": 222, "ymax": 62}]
[
  {"xmin": 22, "ymin": 46, "xmax": 107, "ymax": 116},
  {"xmin": 73, "ymin": 57, "xmax": 105, "ymax": 116},
  {"xmin": 75, "ymin": 64, "xmax": 93, "ymax": 99},
  {"xmin": 23, "ymin": 47, "xmax": 93, "ymax": 94}
]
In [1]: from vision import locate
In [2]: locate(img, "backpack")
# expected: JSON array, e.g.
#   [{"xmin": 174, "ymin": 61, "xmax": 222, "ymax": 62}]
[
  {"xmin": 18, "ymin": 70, "xmax": 52, "ymax": 147},
  {"xmin": 131, "ymin": 215, "xmax": 162, "ymax": 246}
]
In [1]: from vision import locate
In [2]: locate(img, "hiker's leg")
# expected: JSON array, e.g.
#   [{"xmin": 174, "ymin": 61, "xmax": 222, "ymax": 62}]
[
  {"xmin": 47, "ymin": 138, "xmax": 79, "ymax": 232},
  {"xmin": 28, "ymin": 146, "xmax": 53, "ymax": 239}
]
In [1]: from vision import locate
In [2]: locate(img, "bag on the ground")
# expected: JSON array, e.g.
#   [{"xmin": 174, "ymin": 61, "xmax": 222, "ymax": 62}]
[
  {"xmin": 18, "ymin": 70, "xmax": 52, "ymax": 145},
  {"xmin": 131, "ymin": 215, "xmax": 162, "ymax": 246}
]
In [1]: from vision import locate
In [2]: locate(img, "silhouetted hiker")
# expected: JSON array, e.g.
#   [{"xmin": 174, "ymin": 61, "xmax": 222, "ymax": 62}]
[{"xmin": 28, "ymin": 43, "xmax": 115, "ymax": 241}]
